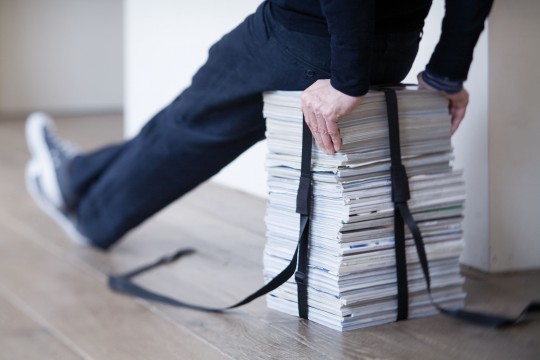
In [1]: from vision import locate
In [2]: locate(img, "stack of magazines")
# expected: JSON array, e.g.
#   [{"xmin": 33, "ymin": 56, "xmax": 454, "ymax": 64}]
[{"xmin": 262, "ymin": 89, "xmax": 467, "ymax": 331}]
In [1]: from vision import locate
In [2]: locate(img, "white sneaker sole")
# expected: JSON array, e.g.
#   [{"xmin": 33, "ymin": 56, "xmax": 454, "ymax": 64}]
[
  {"xmin": 25, "ymin": 112, "xmax": 65, "ymax": 210},
  {"xmin": 25, "ymin": 161, "xmax": 91, "ymax": 246}
]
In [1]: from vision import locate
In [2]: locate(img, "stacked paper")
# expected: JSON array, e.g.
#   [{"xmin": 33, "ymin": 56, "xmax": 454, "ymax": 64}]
[{"xmin": 262, "ymin": 89, "xmax": 466, "ymax": 331}]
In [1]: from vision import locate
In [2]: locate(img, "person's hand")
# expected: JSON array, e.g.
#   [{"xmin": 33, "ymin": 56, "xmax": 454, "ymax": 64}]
[
  {"xmin": 418, "ymin": 72, "xmax": 469, "ymax": 135},
  {"xmin": 301, "ymin": 79, "xmax": 364, "ymax": 154},
  {"xmin": 444, "ymin": 89, "xmax": 469, "ymax": 135}
]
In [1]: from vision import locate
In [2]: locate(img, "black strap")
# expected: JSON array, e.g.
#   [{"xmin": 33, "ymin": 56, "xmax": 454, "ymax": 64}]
[
  {"xmin": 382, "ymin": 87, "xmax": 540, "ymax": 327},
  {"xmin": 108, "ymin": 245, "xmax": 300, "ymax": 312},
  {"xmin": 295, "ymin": 119, "xmax": 313, "ymax": 319},
  {"xmin": 108, "ymin": 116, "xmax": 313, "ymax": 315},
  {"xmin": 384, "ymin": 89, "xmax": 410, "ymax": 321}
]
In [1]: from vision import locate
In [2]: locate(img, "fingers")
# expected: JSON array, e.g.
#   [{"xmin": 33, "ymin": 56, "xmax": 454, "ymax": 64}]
[
  {"xmin": 320, "ymin": 116, "xmax": 341, "ymax": 153},
  {"xmin": 324, "ymin": 112, "xmax": 342, "ymax": 152},
  {"xmin": 450, "ymin": 104, "xmax": 466, "ymax": 135},
  {"xmin": 302, "ymin": 92, "xmax": 341, "ymax": 155},
  {"xmin": 316, "ymin": 113, "xmax": 335, "ymax": 153},
  {"xmin": 301, "ymin": 79, "xmax": 362, "ymax": 154},
  {"xmin": 446, "ymin": 88, "xmax": 469, "ymax": 136},
  {"xmin": 303, "ymin": 105, "xmax": 324, "ymax": 152},
  {"xmin": 303, "ymin": 105, "xmax": 339, "ymax": 154}
]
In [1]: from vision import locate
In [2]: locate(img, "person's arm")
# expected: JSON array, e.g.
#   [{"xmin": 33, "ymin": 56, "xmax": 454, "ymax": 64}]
[
  {"xmin": 301, "ymin": 0, "xmax": 374, "ymax": 154},
  {"xmin": 428, "ymin": 0, "xmax": 494, "ymax": 81},
  {"xmin": 419, "ymin": 0, "xmax": 494, "ymax": 135}
]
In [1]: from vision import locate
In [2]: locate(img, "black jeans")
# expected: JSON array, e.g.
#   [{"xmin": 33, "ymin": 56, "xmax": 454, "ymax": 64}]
[{"xmin": 70, "ymin": 2, "xmax": 421, "ymax": 248}]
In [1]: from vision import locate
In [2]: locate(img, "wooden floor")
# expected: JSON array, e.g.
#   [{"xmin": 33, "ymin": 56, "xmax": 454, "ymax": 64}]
[{"xmin": 0, "ymin": 114, "xmax": 539, "ymax": 360}]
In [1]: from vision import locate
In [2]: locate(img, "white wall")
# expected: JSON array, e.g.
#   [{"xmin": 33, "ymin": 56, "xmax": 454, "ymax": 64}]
[
  {"xmin": 0, "ymin": 0, "xmax": 123, "ymax": 114},
  {"xmin": 454, "ymin": 36, "xmax": 491, "ymax": 270},
  {"xmin": 406, "ymin": 0, "xmax": 540, "ymax": 271},
  {"xmin": 487, "ymin": 0, "xmax": 540, "ymax": 271},
  {"xmin": 124, "ymin": 0, "xmax": 266, "ymax": 196},
  {"xmin": 403, "ymin": 2, "xmax": 491, "ymax": 270}
]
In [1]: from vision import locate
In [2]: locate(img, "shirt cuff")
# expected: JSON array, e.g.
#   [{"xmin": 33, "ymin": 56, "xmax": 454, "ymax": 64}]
[{"xmin": 422, "ymin": 68, "xmax": 464, "ymax": 94}]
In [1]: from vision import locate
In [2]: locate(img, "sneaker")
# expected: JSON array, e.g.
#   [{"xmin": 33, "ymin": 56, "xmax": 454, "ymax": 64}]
[
  {"xmin": 25, "ymin": 112, "xmax": 78, "ymax": 211},
  {"xmin": 25, "ymin": 161, "xmax": 92, "ymax": 246}
]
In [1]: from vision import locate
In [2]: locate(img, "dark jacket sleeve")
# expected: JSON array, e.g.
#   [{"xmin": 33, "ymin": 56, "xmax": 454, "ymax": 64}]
[
  {"xmin": 320, "ymin": 0, "xmax": 375, "ymax": 97},
  {"xmin": 427, "ymin": 0, "xmax": 494, "ymax": 81}
]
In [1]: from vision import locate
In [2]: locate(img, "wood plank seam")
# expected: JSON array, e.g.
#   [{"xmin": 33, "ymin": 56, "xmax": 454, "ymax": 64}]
[{"xmin": 0, "ymin": 283, "xmax": 93, "ymax": 360}]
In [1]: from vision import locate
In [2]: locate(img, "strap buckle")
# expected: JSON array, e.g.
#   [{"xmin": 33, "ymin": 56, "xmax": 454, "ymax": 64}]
[{"xmin": 391, "ymin": 165, "xmax": 410, "ymax": 203}]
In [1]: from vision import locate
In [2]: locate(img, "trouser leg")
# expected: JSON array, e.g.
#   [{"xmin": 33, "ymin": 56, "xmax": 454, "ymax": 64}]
[
  {"xmin": 71, "ymin": 2, "xmax": 422, "ymax": 249},
  {"xmin": 74, "ymin": 3, "xmax": 330, "ymax": 248},
  {"xmin": 70, "ymin": 143, "xmax": 124, "ymax": 200}
]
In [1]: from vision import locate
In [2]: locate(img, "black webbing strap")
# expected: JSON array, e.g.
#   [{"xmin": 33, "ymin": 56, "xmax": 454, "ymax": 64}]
[
  {"xmin": 383, "ymin": 88, "xmax": 540, "ymax": 327},
  {"xmin": 108, "ymin": 245, "xmax": 300, "ymax": 312},
  {"xmin": 385, "ymin": 89, "xmax": 410, "ymax": 321},
  {"xmin": 107, "ymin": 116, "xmax": 313, "ymax": 316},
  {"xmin": 295, "ymin": 119, "xmax": 313, "ymax": 319}
]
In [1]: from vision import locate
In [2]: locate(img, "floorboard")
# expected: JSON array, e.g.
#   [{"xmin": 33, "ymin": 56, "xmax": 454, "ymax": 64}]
[
  {"xmin": 1, "ymin": 114, "xmax": 539, "ymax": 360},
  {"xmin": 0, "ymin": 289, "xmax": 83, "ymax": 360},
  {"xmin": 0, "ymin": 220, "xmax": 228, "ymax": 360}
]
